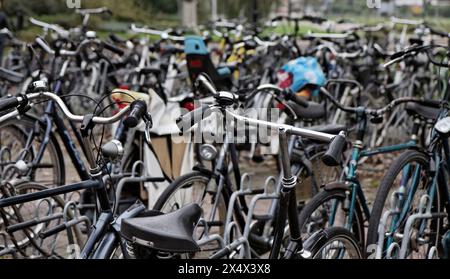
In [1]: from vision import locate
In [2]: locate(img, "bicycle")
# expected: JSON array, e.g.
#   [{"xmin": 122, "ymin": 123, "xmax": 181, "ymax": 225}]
[
  {"xmin": 121, "ymin": 73, "xmax": 362, "ymax": 259},
  {"xmin": 367, "ymin": 44, "xmax": 450, "ymax": 259}
]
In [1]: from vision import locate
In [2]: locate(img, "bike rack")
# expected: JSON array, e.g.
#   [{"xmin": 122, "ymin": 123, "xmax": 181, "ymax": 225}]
[
  {"xmin": 200, "ymin": 173, "xmax": 254, "ymax": 258},
  {"xmin": 205, "ymin": 174, "xmax": 279, "ymax": 259},
  {"xmin": 38, "ymin": 200, "xmax": 90, "ymax": 254},
  {"xmin": 375, "ymin": 191, "xmax": 402, "ymax": 259},
  {"xmin": 232, "ymin": 176, "xmax": 279, "ymax": 259},
  {"xmin": 398, "ymin": 194, "xmax": 447, "ymax": 259},
  {"xmin": 196, "ymin": 217, "xmax": 226, "ymax": 250},
  {"xmin": 113, "ymin": 160, "xmax": 165, "ymax": 215},
  {"xmin": 0, "ymin": 231, "xmax": 17, "ymax": 258},
  {"xmin": 428, "ymin": 246, "xmax": 438, "ymax": 259}
]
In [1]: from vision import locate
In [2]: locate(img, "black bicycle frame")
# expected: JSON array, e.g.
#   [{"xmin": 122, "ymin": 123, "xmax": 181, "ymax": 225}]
[{"xmin": 24, "ymin": 78, "xmax": 90, "ymax": 181}]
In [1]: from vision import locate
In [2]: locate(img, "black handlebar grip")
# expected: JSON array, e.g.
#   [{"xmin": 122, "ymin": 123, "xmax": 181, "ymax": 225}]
[
  {"xmin": 322, "ymin": 132, "xmax": 346, "ymax": 167},
  {"xmin": 124, "ymin": 100, "xmax": 147, "ymax": 128},
  {"xmin": 0, "ymin": 96, "xmax": 19, "ymax": 112},
  {"xmin": 176, "ymin": 105, "xmax": 210, "ymax": 133},
  {"xmin": 103, "ymin": 41, "xmax": 125, "ymax": 56},
  {"xmin": 285, "ymin": 89, "xmax": 309, "ymax": 108}
]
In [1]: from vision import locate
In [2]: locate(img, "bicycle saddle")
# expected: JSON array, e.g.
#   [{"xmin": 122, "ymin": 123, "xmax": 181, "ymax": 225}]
[
  {"xmin": 288, "ymin": 100, "xmax": 326, "ymax": 120},
  {"xmin": 405, "ymin": 101, "xmax": 440, "ymax": 120},
  {"xmin": 121, "ymin": 203, "xmax": 202, "ymax": 253}
]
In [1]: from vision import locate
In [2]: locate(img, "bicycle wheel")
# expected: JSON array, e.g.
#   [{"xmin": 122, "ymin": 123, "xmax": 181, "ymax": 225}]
[
  {"xmin": 0, "ymin": 182, "xmax": 83, "ymax": 258},
  {"xmin": 367, "ymin": 150, "xmax": 444, "ymax": 259},
  {"xmin": 153, "ymin": 171, "xmax": 227, "ymax": 257},
  {"xmin": 0, "ymin": 114, "xmax": 65, "ymax": 186},
  {"xmin": 297, "ymin": 188, "xmax": 365, "ymax": 250},
  {"xmin": 304, "ymin": 227, "xmax": 363, "ymax": 259}
]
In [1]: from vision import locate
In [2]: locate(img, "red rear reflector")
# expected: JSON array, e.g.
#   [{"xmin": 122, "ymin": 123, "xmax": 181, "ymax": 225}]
[
  {"xmin": 183, "ymin": 102, "xmax": 195, "ymax": 112},
  {"xmin": 276, "ymin": 102, "xmax": 285, "ymax": 110}
]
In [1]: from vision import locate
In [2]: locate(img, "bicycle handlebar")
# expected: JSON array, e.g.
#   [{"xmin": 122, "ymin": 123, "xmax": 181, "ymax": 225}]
[
  {"xmin": 310, "ymin": 43, "xmax": 362, "ymax": 59},
  {"xmin": 319, "ymin": 87, "xmax": 441, "ymax": 117},
  {"xmin": 383, "ymin": 44, "xmax": 449, "ymax": 68},
  {"xmin": 391, "ymin": 17, "xmax": 423, "ymax": 26},
  {"xmin": 29, "ymin": 17, "xmax": 70, "ymax": 38},
  {"xmin": 130, "ymin": 24, "xmax": 184, "ymax": 42},
  {"xmin": 76, "ymin": 7, "xmax": 111, "ymax": 16},
  {"xmin": 0, "ymin": 92, "xmax": 132, "ymax": 124},
  {"xmin": 34, "ymin": 36, "xmax": 124, "ymax": 57}
]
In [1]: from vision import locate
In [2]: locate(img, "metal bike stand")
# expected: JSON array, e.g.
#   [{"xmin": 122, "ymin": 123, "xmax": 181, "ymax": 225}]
[
  {"xmin": 428, "ymin": 246, "xmax": 438, "ymax": 259},
  {"xmin": 63, "ymin": 201, "xmax": 91, "ymax": 256},
  {"xmin": 235, "ymin": 176, "xmax": 279, "ymax": 258},
  {"xmin": 386, "ymin": 242, "xmax": 401, "ymax": 259},
  {"xmin": 375, "ymin": 191, "xmax": 402, "ymax": 259},
  {"xmin": 398, "ymin": 194, "xmax": 447, "ymax": 259},
  {"xmin": 208, "ymin": 175, "xmax": 280, "ymax": 259},
  {"xmin": 38, "ymin": 200, "xmax": 91, "ymax": 251},
  {"xmin": 0, "ymin": 231, "xmax": 17, "ymax": 258},
  {"xmin": 204, "ymin": 173, "xmax": 256, "ymax": 259},
  {"xmin": 196, "ymin": 217, "xmax": 226, "ymax": 249},
  {"xmin": 113, "ymin": 160, "xmax": 165, "ymax": 215},
  {"xmin": 223, "ymin": 173, "xmax": 255, "ymax": 245}
]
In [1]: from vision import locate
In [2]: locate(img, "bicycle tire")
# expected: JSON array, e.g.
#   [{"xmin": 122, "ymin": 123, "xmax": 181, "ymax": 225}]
[
  {"xmin": 305, "ymin": 227, "xmax": 363, "ymax": 259},
  {"xmin": 297, "ymin": 188, "xmax": 366, "ymax": 251},
  {"xmin": 0, "ymin": 114, "xmax": 65, "ymax": 186},
  {"xmin": 367, "ymin": 149, "xmax": 444, "ymax": 258}
]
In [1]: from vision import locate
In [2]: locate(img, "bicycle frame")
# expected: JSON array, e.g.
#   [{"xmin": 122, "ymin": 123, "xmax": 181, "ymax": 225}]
[{"xmin": 328, "ymin": 109, "xmax": 421, "ymax": 232}]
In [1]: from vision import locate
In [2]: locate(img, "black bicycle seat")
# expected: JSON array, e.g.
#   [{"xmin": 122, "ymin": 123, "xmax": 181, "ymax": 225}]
[
  {"xmin": 289, "ymin": 100, "xmax": 326, "ymax": 120},
  {"xmin": 121, "ymin": 203, "xmax": 202, "ymax": 253},
  {"xmin": 405, "ymin": 101, "xmax": 440, "ymax": 120}
]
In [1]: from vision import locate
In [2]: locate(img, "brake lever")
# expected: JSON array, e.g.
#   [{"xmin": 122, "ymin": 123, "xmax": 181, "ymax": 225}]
[
  {"xmin": 143, "ymin": 112, "xmax": 153, "ymax": 144},
  {"xmin": 275, "ymin": 96, "xmax": 297, "ymax": 121}
]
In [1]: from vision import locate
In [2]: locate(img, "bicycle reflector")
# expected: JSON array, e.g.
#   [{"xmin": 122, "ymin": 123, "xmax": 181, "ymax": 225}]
[{"xmin": 182, "ymin": 100, "xmax": 195, "ymax": 112}]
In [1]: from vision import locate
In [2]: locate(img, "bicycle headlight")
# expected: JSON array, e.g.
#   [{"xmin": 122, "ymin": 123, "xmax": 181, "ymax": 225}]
[{"xmin": 199, "ymin": 144, "xmax": 217, "ymax": 161}]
